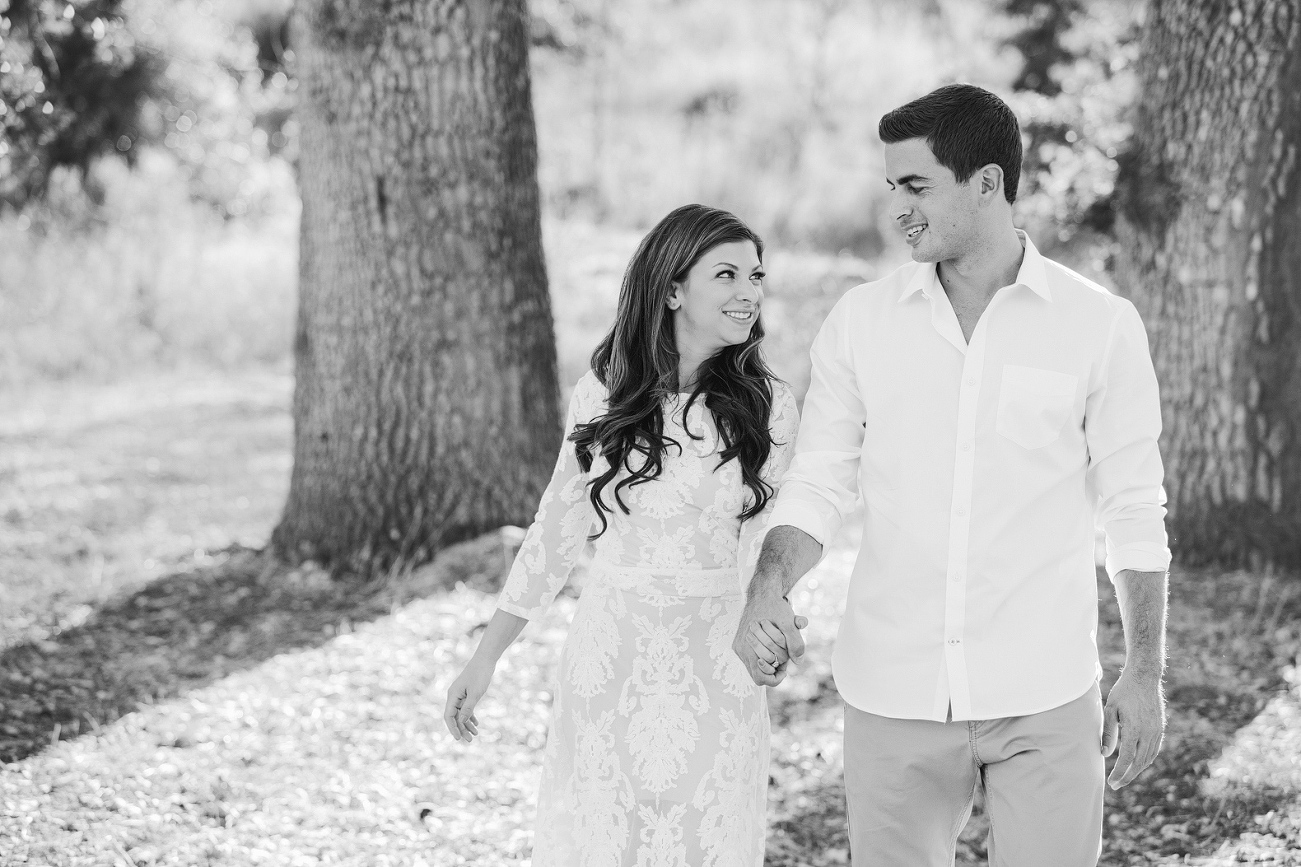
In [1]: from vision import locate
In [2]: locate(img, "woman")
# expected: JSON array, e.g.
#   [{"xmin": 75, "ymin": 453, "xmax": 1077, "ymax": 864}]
[{"xmin": 443, "ymin": 204, "xmax": 800, "ymax": 867}]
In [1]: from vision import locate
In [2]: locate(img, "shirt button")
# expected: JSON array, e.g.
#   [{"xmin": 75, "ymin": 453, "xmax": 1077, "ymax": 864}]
[
  {"xmin": 961, "ymin": 441, "xmax": 972, "ymax": 451},
  {"xmin": 948, "ymin": 638, "xmax": 961, "ymax": 645},
  {"xmin": 951, "ymin": 573, "xmax": 963, "ymax": 582},
  {"xmin": 965, "ymin": 377, "xmax": 976, "ymax": 387},
  {"xmin": 955, "ymin": 507, "xmax": 967, "ymax": 516}
]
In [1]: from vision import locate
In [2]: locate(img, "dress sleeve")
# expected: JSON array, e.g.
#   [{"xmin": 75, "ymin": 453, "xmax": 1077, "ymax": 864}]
[
  {"xmin": 738, "ymin": 382, "xmax": 802, "ymax": 583},
  {"xmin": 496, "ymin": 373, "xmax": 603, "ymax": 620}
]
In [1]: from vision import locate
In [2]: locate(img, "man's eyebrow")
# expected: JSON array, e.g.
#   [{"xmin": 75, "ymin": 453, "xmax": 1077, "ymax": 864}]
[{"xmin": 888, "ymin": 173, "xmax": 929, "ymax": 186}]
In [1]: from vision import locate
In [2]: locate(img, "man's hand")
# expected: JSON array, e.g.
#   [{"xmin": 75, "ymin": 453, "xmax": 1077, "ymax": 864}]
[
  {"xmin": 1102, "ymin": 669, "xmax": 1165, "ymax": 788},
  {"xmin": 1104, "ymin": 568, "xmax": 1169, "ymax": 788},
  {"xmin": 733, "ymin": 591, "xmax": 807, "ymax": 687}
]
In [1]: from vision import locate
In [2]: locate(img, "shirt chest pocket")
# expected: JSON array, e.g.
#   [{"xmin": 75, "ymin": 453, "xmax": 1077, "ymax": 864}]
[{"xmin": 995, "ymin": 365, "xmax": 1079, "ymax": 450}]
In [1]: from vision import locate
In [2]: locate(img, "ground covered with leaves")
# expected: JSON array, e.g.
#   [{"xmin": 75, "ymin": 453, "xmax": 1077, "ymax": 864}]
[{"xmin": 2, "ymin": 370, "xmax": 1300, "ymax": 866}]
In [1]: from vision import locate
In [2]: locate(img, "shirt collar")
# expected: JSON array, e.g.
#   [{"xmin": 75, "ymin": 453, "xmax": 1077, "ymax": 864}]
[
  {"xmin": 897, "ymin": 229, "xmax": 1053, "ymax": 303},
  {"xmin": 1015, "ymin": 230, "xmax": 1052, "ymax": 301}
]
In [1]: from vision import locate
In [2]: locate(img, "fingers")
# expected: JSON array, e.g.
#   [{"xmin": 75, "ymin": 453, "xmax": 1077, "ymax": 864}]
[
  {"xmin": 733, "ymin": 605, "xmax": 808, "ymax": 688},
  {"xmin": 443, "ymin": 687, "xmax": 466, "ymax": 741},
  {"xmin": 1108, "ymin": 730, "xmax": 1141, "ymax": 789},
  {"xmin": 1101, "ymin": 701, "xmax": 1119, "ymax": 756},
  {"xmin": 753, "ymin": 621, "xmax": 790, "ymax": 664},
  {"xmin": 754, "ymin": 622, "xmax": 791, "ymax": 666},
  {"xmin": 444, "ymin": 681, "xmax": 484, "ymax": 743},
  {"xmin": 732, "ymin": 634, "xmax": 779, "ymax": 687},
  {"xmin": 1109, "ymin": 724, "xmax": 1164, "ymax": 788},
  {"xmin": 780, "ymin": 617, "xmax": 806, "ymax": 663}
]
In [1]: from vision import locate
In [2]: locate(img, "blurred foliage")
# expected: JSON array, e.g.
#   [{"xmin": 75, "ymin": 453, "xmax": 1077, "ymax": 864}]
[
  {"xmin": 0, "ymin": 0, "xmax": 295, "ymax": 215},
  {"xmin": 0, "ymin": 0, "xmax": 166, "ymax": 207},
  {"xmin": 1000, "ymin": 0, "xmax": 1140, "ymax": 250}
]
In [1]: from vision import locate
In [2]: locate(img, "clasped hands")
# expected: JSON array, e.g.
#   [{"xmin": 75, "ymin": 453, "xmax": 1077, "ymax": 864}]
[{"xmin": 733, "ymin": 591, "xmax": 808, "ymax": 687}]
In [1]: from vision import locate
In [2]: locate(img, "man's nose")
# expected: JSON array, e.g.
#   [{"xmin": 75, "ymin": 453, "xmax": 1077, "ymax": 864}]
[{"xmin": 889, "ymin": 189, "xmax": 912, "ymax": 223}]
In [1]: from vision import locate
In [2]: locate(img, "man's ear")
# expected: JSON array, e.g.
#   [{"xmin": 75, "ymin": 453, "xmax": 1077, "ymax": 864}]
[{"xmin": 979, "ymin": 164, "xmax": 1004, "ymax": 201}]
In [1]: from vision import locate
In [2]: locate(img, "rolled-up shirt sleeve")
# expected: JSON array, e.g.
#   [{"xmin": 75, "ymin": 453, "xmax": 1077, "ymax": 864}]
[
  {"xmin": 1085, "ymin": 300, "xmax": 1172, "ymax": 579},
  {"xmin": 768, "ymin": 294, "xmax": 867, "ymax": 548}
]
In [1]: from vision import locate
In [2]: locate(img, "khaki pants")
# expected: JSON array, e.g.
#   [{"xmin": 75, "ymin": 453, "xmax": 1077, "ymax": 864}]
[{"xmin": 843, "ymin": 684, "xmax": 1105, "ymax": 867}]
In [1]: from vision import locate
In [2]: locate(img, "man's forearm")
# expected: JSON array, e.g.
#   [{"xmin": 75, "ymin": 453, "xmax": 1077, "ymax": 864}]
[
  {"xmin": 748, "ymin": 525, "xmax": 823, "ymax": 600},
  {"xmin": 1113, "ymin": 569, "xmax": 1168, "ymax": 680}
]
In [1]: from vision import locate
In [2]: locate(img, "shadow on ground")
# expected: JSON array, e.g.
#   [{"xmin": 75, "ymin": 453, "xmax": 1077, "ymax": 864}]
[{"xmin": 0, "ymin": 531, "xmax": 522, "ymax": 764}]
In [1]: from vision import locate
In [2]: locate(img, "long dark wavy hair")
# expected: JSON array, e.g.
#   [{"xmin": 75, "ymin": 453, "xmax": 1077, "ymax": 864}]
[{"xmin": 571, "ymin": 204, "xmax": 779, "ymax": 539}]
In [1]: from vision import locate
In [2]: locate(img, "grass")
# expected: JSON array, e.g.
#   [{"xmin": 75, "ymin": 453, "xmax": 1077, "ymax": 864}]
[{"xmin": 2, "ymin": 365, "xmax": 1300, "ymax": 866}]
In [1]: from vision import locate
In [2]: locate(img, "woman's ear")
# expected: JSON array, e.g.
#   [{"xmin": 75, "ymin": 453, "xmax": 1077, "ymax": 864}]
[{"xmin": 667, "ymin": 283, "xmax": 683, "ymax": 310}]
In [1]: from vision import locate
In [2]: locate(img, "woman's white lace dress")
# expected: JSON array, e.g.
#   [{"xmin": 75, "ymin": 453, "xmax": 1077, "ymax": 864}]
[{"xmin": 497, "ymin": 370, "xmax": 800, "ymax": 867}]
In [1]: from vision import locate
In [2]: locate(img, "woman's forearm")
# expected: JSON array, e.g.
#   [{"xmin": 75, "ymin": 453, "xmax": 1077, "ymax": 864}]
[{"xmin": 467, "ymin": 608, "xmax": 530, "ymax": 670}]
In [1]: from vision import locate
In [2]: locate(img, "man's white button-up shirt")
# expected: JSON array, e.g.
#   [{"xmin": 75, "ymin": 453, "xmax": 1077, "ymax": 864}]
[{"xmin": 769, "ymin": 232, "xmax": 1171, "ymax": 722}]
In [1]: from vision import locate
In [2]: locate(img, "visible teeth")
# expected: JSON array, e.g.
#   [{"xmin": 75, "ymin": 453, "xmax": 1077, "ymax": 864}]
[
  {"xmin": 725, "ymin": 311, "xmax": 753, "ymax": 320},
  {"xmin": 906, "ymin": 225, "xmax": 925, "ymax": 239}
]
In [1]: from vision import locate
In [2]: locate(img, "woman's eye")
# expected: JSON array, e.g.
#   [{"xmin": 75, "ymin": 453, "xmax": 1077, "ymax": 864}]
[
  {"xmin": 716, "ymin": 269, "xmax": 735, "ymax": 279},
  {"xmin": 750, "ymin": 272, "xmax": 765, "ymax": 283}
]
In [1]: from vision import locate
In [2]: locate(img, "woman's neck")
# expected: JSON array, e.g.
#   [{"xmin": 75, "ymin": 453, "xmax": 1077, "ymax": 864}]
[{"xmin": 677, "ymin": 352, "xmax": 707, "ymax": 392}]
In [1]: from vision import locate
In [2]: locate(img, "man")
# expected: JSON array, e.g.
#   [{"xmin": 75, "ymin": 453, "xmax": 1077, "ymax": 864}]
[{"xmin": 733, "ymin": 83, "xmax": 1170, "ymax": 866}]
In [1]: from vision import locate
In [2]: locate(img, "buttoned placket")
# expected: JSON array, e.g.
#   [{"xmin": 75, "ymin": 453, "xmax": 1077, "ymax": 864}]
[{"xmin": 925, "ymin": 278, "xmax": 1018, "ymax": 721}]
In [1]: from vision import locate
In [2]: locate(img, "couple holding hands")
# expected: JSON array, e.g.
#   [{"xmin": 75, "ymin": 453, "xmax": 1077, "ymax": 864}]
[{"xmin": 445, "ymin": 84, "xmax": 1170, "ymax": 867}]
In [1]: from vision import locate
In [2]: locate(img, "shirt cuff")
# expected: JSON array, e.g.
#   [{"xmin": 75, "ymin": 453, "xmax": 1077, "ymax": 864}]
[
  {"xmin": 766, "ymin": 500, "xmax": 835, "ymax": 551},
  {"xmin": 1104, "ymin": 541, "xmax": 1172, "ymax": 581}
]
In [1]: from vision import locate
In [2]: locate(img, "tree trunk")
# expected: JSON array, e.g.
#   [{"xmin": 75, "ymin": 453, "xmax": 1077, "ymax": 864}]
[
  {"xmin": 1115, "ymin": 0, "xmax": 1301, "ymax": 570},
  {"xmin": 273, "ymin": 0, "xmax": 561, "ymax": 574}
]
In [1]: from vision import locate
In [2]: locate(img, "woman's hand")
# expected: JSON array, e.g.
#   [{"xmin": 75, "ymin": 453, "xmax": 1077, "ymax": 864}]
[{"xmin": 444, "ymin": 661, "xmax": 494, "ymax": 743}]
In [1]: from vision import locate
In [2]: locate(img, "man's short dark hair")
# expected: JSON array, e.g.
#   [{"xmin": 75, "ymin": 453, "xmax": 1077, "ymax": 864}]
[{"xmin": 879, "ymin": 84, "xmax": 1023, "ymax": 204}]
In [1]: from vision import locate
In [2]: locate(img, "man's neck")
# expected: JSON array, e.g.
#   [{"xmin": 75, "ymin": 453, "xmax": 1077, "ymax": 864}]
[{"xmin": 937, "ymin": 225, "xmax": 1026, "ymax": 303}]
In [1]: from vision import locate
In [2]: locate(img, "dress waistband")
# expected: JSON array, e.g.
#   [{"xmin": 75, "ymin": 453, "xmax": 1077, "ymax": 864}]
[{"xmin": 588, "ymin": 561, "xmax": 743, "ymax": 598}]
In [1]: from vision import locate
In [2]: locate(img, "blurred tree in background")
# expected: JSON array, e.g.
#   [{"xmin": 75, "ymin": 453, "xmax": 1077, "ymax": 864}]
[
  {"xmin": 1115, "ymin": 0, "xmax": 1301, "ymax": 572},
  {"xmin": 0, "ymin": 0, "xmax": 163, "ymax": 207},
  {"xmin": 270, "ymin": 0, "xmax": 561, "ymax": 574}
]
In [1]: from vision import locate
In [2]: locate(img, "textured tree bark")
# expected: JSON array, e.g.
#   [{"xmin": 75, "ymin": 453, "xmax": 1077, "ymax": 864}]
[
  {"xmin": 1115, "ymin": 0, "xmax": 1301, "ymax": 570},
  {"xmin": 273, "ymin": 0, "xmax": 561, "ymax": 573}
]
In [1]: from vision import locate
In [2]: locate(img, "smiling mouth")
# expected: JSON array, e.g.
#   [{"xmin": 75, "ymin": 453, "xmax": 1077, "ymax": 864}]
[
  {"xmin": 724, "ymin": 310, "xmax": 756, "ymax": 322},
  {"xmin": 905, "ymin": 224, "xmax": 926, "ymax": 242}
]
